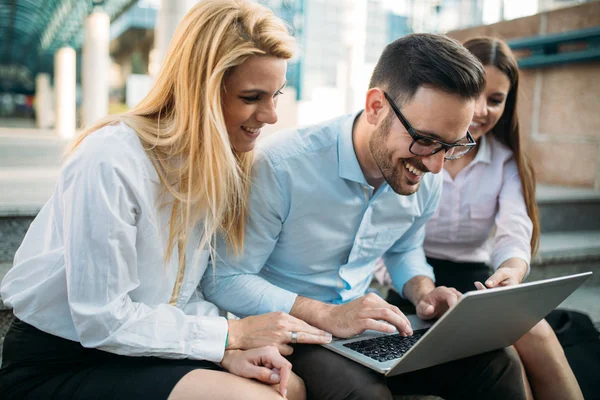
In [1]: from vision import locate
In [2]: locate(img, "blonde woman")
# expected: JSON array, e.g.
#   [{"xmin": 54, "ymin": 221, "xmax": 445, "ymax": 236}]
[{"xmin": 0, "ymin": 1, "xmax": 331, "ymax": 399}]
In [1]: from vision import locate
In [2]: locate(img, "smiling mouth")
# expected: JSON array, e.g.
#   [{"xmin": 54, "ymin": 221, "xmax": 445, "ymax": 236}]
[
  {"xmin": 242, "ymin": 126, "xmax": 262, "ymax": 134},
  {"xmin": 402, "ymin": 160, "xmax": 424, "ymax": 177}
]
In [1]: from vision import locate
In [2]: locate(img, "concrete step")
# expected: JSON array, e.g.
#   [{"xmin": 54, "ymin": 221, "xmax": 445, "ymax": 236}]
[
  {"xmin": 533, "ymin": 231, "xmax": 600, "ymax": 265},
  {"xmin": 0, "ymin": 133, "xmax": 68, "ymax": 168},
  {"xmin": 537, "ymin": 185, "xmax": 600, "ymax": 233}
]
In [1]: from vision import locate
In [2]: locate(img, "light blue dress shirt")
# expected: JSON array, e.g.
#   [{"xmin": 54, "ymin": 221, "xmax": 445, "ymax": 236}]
[{"xmin": 202, "ymin": 113, "xmax": 441, "ymax": 317}]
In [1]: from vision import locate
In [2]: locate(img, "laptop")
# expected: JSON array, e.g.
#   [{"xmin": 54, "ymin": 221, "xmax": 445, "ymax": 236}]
[{"xmin": 322, "ymin": 272, "xmax": 592, "ymax": 376}]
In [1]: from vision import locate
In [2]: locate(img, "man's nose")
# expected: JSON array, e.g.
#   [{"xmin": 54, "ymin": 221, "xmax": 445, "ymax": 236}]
[{"xmin": 422, "ymin": 150, "xmax": 445, "ymax": 174}]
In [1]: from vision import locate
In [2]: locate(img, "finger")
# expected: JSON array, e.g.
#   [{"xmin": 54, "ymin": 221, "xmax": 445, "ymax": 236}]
[
  {"xmin": 361, "ymin": 318, "xmax": 400, "ymax": 335},
  {"xmin": 293, "ymin": 332, "xmax": 333, "ymax": 344},
  {"xmin": 450, "ymin": 288, "xmax": 463, "ymax": 298},
  {"xmin": 278, "ymin": 343, "xmax": 294, "ymax": 356},
  {"xmin": 277, "ymin": 359, "xmax": 291, "ymax": 398},
  {"xmin": 485, "ymin": 270, "xmax": 510, "ymax": 288},
  {"xmin": 290, "ymin": 318, "xmax": 333, "ymax": 338},
  {"xmin": 244, "ymin": 364, "xmax": 282, "ymax": 385},
  {"xmin": 264, "ymin": 349, "xmax": 292, "ymax": 398},
  {"xmin": 416, "ymin": 300, "xmax": 435, "ymax": 320},
  {"xmin": 362, "ymin": 307, "xmax": 412, "ymax": 335},
  {"xmin": 388, "ymin": 304, "xmax": 412, "ymax": 329},
  {"xmin": 474, "ymin": 281, "xmax": 487, "ymax": 291},
  {"xmin": 438, "ymin": 290, "xmax": 459, "ymax": 312}
]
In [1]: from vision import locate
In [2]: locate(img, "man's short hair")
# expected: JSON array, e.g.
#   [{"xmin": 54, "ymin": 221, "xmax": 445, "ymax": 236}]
[{"xmin": 369, "ymin": 33, "xmax": 485, "ymax": 106}]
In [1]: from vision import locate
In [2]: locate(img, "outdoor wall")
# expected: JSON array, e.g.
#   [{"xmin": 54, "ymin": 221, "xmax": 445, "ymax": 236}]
[{"xmin": 448, "ymin": 1, "xmax": 600, "ymax": 189}]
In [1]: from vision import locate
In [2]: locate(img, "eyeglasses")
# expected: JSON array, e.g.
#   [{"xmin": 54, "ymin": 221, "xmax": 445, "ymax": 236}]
[{"xmin": 383, "ymin": 92, "xmax": 476, "ymax": 160}]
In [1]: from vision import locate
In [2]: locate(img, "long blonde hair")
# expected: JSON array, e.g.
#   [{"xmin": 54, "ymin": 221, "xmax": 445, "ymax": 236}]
[{"xmin": 68, "ymin": 0, "xmax": 295, "ymax": 267}]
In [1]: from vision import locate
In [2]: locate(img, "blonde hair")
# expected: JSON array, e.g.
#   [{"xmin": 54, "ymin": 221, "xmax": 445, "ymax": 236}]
[{"xmin": 68, "ymin": 0, "xmax": 295, "ymax": 271}]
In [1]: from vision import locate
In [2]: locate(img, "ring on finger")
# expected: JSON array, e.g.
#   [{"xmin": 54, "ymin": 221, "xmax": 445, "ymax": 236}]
[{"xmin": 290, "ymin": 331, "xmax": 298, "ymax": 344}]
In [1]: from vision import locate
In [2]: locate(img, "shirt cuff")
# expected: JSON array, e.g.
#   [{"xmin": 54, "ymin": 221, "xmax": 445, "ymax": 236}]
[
  {"xmin": 391, "ymin": 266, "xmax": 436, "ymax": 299},
  {"xmin": 188, "ymin": 316, "xmax": 229, "ymax": 363},
  {"xmin": 258, "ymin": 287, "xmax": 298, "ymax": 315}
]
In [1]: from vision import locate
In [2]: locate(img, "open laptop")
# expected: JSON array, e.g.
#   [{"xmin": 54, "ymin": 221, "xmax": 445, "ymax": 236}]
[{"xmin": 322, "ymin": 272, "xmax": 592, "ymax": 376}]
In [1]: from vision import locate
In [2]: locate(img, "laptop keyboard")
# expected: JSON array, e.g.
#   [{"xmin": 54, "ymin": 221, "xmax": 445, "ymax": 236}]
[{"xmin": 343, "ymin": 330, "xmax": 427, "ymax": 362}]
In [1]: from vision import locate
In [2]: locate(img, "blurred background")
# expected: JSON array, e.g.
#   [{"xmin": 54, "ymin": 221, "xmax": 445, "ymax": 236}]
[{"xmin": 0, "ymin": 1, "xmax": 599, "ymax": 324}]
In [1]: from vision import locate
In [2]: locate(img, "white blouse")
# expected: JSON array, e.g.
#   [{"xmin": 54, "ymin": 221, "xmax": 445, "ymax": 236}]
[
  {"xmin": 423, "ymin": 134, "xmax": 533, "ymax": 270},
  {"xmin": 1, "ymin": 123, "xmax": 228, "ymax": 362}
]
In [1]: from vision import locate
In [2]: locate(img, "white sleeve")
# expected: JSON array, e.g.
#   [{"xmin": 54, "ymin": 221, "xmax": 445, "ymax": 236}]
[
  {"xmin": 492, "ymin": 159, "xmax": 533, "ymax": 271},
  {"xmin": 60, "ymin": 139, "xmax": 227, "ymax": 362}
]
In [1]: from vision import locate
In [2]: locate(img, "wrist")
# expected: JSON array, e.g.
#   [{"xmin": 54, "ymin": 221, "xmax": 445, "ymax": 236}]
[
  {"xmin": 403, "ymin": 276, "xmax": 435, "ymax": 305},
  {"xmin": 220, "ymin": 349, "xmax": 239, "ymax": 371},
  {"xmin": 226, "ymin": 319, "xmax": 240, "ymax": 350},
  {"xmin": 290, "ymin": 296, "xmax": 334, "ymax": 331}
]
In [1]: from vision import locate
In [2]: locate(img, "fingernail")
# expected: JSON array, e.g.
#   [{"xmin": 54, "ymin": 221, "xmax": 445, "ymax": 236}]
[
  {"xmin": 270, "ymin": 373, "xmax": 280, "ymax": 383},
  {"xmin": 283, "ymin": 389, "xmax": 288, "ymax": 398},
  {"xmin": 486, "ymin": 280, "xmax": 493, "ymax": 286}
]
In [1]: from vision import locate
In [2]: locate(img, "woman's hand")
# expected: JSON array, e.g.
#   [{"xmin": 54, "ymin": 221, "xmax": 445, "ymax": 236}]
[
  {"xmin": 484, "ymin": 258, "xmax": 528, "ymax": 288},
  {"xmin": 220, "ymin": 346, "xmax": 292, "ymax": 398},
  {"xmin": 227, "ymin": 312, "xmax": 332, "ymax": 355}
]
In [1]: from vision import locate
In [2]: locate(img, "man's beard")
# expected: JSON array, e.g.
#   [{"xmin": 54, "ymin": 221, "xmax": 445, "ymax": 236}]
[{"xmin": 369, "ymin": 118, "xmax": 428, "ymax": 196}]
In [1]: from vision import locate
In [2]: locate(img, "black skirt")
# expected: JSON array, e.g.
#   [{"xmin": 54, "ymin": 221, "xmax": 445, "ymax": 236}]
[{"xmin": 0, "ymin": 317, "xmax": 222, "ymax": 400}]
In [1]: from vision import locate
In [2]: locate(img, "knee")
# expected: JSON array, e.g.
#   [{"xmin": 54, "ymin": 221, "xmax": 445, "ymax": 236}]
[
  {"xmin": 528, "ymin": 319, "xmax": 556, "ymax": 344},
  {"xmin": 517, "ymin": 319, "xmax": 558, "ymax": 351}
]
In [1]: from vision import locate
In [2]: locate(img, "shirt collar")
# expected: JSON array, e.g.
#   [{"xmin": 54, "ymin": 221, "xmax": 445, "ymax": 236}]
[
  {"xmin": 338, "ymin": 111, "xmax": 369, "ymax": 185},
  {"xmin": 472, "ymin": 133, "xmax": 492, "ymax": 165}
]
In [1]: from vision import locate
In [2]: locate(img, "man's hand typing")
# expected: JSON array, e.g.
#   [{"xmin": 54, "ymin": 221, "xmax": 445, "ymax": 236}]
[{"xmin": 290, "ymin": 293, "xmax": 413, "ymax": 339}]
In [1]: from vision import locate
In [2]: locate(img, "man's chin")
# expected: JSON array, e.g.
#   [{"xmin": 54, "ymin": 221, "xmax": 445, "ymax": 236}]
[{"xmin": 389, "ymin": 180, "xmax": 420, "ymax": 196}]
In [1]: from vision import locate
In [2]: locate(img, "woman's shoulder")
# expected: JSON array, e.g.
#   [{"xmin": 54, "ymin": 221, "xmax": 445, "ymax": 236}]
[
  {"xmin": 63, "ymin": 122, "xmax": 153, "ymax": 182},
  {"xmin": 78, "ymin": 122, "xmax": 144, "ymax": 158}
]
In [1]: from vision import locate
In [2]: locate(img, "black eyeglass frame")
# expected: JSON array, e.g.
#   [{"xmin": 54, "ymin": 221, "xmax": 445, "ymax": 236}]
[{"xmin": 383, "ymin": 91, "xmax": 476, "ymax": 160}]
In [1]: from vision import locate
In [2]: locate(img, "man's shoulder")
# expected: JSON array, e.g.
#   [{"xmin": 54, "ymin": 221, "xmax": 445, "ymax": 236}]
[{"xmin": 256, "ymin": 115, "xmax": 350, "ymax": 167}]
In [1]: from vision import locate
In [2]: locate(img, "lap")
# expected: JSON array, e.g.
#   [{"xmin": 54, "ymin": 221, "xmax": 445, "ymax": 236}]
[
  {"xmin": 288, "ymin": 344, "xmax": 526, "ymax": 400},
  {"xmin": 0, "ymin": 318, "xmax": 221, "ymax": 400}
]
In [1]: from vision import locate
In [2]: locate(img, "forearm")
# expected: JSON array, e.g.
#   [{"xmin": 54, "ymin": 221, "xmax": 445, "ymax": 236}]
[
  {"xmin": 402, "ymin": 275, "xmax": 436, "ymax": 306},
  {"xmin": 202, "ymin": 273, "xmax": 297, "ymax": 317},
  {"xmin": 289, "ymin": 296, "xmax": 335, "ymax": 331}
]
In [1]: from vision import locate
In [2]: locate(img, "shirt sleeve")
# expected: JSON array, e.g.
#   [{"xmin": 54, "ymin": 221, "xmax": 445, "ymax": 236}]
[
  {"xmin": 61, "ymin": 138, "xmax": 227, "ymax": 362},
  {"xmin": 202, "ymin": 151, "xmax": 298, "ymax": 317},
  {"xmin": 491, "ymin": 158, "xmax": 533, "ymax": 272},
  {"xmin": 382, "ymin": 174, "xmax": 441, "ymax": 297}
]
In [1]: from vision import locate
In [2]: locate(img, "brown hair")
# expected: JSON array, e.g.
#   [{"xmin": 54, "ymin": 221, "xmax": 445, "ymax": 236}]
[
  {"xmin": 369, "ymin": 33, "xmax": 486, "ymax": 106},
  {"xmin": 463, "ymin": 37, "xmax": 540, "ymax": 256}
]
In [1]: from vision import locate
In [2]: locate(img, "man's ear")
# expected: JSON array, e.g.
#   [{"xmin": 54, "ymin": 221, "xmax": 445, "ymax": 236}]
[{"xmin": 364, "ymin": 88, "xmax": 386, "ymax": 126}]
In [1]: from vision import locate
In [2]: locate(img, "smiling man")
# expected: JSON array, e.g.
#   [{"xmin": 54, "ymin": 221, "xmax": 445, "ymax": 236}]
[{"xmin": 203, "ymin": 34, "xmax": 527, "ymax": 400}]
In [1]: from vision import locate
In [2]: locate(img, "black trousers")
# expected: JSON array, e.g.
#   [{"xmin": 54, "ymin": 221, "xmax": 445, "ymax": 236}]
[{"xmin": 288, "ymin": 344, "xmax": 526, "ymax": 400}]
